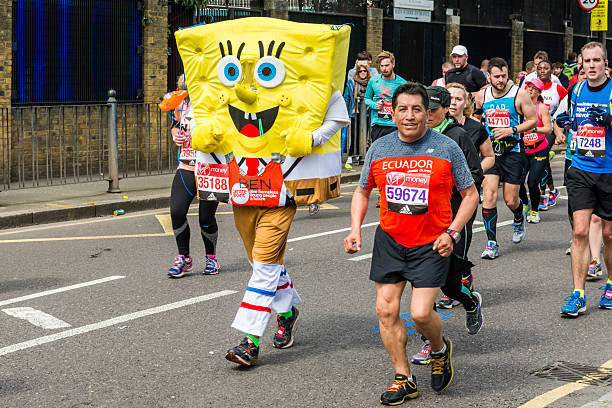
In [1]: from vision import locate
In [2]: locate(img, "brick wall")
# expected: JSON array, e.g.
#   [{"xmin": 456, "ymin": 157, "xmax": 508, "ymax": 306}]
[
  {"xmin": 0, "ymin": 2, "xmax": 11, "ymax": 106},
  {"xmin": 143, "ymin": 0, "xmax": 169, "ymax": 103},
  {"xmin": 367, "ymin": 8, "xmax": 383, "ymax": 67},
  {"xmin": 445, "ymin": 15, "xmax": 460, "ymax": 62},
  {"xmin": 564, "ymin": 25, "xmax": 574, "ymax": 61},
  {"xmin": 511, "ymin": 19, "xmax": 524, "ymax": 82}
]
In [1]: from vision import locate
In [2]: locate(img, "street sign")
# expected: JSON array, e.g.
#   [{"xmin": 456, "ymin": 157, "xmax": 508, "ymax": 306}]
[
  {"xmin": 591, "ymin": 0, "xmax": 608, "ymax": 31},
  {"xmin": 393, "ymin": 0, "xmax": 434, "ymax": 11},
  {"xmin": 579, "ymin": 0, "xmax": 599, "ymax": 11},
  {"xmin": 394, "ymin": 7, "xmax": 431, "ymax": 22}
]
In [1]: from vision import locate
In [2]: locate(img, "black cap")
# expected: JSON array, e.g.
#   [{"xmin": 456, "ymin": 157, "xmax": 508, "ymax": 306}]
[{"xmin": 425, "ymin": 86, "xmax": 451, "ymax": 109}]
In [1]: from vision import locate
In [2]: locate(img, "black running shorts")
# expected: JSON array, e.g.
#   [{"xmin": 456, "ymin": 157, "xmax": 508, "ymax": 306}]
[
  {"xmin": 484, "ymin": 151, "xmax": 526, "ymax": 185},
  {"xmin": 370, "ymin": 226, "xmax": 450, "ymax": 287},
  {"xmin": 563, "ymin": 158, "xmax": 572, "ymax": 187},
  {"xmin": 566, "ymin": 167, "xmax": 612, "ymax": 221}
]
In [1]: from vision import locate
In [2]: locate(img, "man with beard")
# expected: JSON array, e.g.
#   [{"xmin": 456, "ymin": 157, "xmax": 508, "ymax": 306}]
[{"xmin": 480, "ymin": 58, "xmax": 538, "ymax": 259}]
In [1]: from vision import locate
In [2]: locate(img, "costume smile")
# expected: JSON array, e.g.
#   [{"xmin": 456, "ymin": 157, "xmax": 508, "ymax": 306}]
[{"xmin": 228, "ymin": 104, "xmax": 279, "ymax": 138}]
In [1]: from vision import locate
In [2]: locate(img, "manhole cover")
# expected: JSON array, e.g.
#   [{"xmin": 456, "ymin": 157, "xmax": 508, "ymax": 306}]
[{"xmin": 533, "ymin": 361, "xmax": 612, "ymax": 386}]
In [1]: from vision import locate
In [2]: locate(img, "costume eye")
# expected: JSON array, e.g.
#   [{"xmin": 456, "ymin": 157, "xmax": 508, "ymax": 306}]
[
  {"xmin": 254, "ymin": 56, "xmax": 285, "ymax": 88},
  {"xmin": 217, "ymin": 56, "xmax": 242, "ymax": 87}
]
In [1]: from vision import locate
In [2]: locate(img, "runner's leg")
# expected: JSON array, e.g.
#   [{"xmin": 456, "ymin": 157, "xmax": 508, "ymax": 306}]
[{"xmin": 375, "ymin": 281, "xmax": 411, "ymax": 376}]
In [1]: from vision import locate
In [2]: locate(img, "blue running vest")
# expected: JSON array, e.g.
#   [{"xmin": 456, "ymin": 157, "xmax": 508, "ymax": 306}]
[
  {"xmin": 568, "ymin": 80, "xmax": 612, "ymax": 173},
  {"xmin": 483, "ymin": 85, "xmax": 521, "ymax": 155}
]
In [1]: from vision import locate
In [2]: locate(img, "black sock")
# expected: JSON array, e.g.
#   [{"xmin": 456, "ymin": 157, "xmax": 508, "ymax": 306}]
[
  {"xmin": 482, "ymin": 207, "xmax": 497, "ymax": 242},
  {"xmin": 511, "ymin": 200, "xmax": 524, "ymax": 223}
]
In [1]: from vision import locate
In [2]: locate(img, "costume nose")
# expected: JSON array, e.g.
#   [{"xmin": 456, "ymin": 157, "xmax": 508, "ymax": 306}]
[{"xmin": 235, "ymin": 60, "xmax": 257, "ymax": 104}]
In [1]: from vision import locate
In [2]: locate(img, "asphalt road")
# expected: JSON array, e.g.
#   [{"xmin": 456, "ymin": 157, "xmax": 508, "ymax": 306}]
[{"xmin": 1, "ymin": 158, "xmax": 611, "ymax": 408}]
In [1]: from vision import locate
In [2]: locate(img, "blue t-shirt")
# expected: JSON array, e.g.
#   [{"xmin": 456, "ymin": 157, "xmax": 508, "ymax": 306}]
[
  {"xmin": 568, "ymin": 79, "xmax": 612, "ymax": 173},
  {"xmin": 364, "ymin": 74, "xmax": 406, "ymax": 128}
]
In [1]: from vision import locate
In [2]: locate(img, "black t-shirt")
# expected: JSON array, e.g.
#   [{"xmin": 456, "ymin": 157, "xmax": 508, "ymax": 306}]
[
  {"xmin": 446, "ymin": 64, "xmax": 487, "ymax": 93},
  {"xmin": 462, "ymin": 117, "xmax": 488, "ymax": 150}
]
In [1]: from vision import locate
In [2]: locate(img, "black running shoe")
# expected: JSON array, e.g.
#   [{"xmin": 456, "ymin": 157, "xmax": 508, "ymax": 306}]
[
  {"xmin": 272, "ymin": 306, "xmax": 299, "ymax": 349},
  {"xmin": 465, "ymin": 291, "xmax": 483, "ymax": 335},
  {"xmin": 380, "ymin": 374, "xmax": 418, "ymax": 405},
  {"xmin": 225, "ymin": 337, "xmax": 259, "ymax": 367},
  {"xmin": 430, "ymin": 337, "xmax": 453, "ymax": 392}
]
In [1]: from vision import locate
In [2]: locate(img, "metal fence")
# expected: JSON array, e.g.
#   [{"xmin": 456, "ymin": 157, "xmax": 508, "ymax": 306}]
[{"xmin": 0, "ymin": 102, "xmax": 177, "ymax": 190}]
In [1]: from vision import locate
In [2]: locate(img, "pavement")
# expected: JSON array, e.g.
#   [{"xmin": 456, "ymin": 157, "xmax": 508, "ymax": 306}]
[{"xmin": 0, "ymin": 165, "xmax": 363, "ymax": 229}]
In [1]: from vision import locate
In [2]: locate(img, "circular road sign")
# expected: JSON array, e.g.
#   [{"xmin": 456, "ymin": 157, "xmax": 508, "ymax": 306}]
[{"xmin": 579, "ymin": 0, "xmax": 599, "ymax": 11}]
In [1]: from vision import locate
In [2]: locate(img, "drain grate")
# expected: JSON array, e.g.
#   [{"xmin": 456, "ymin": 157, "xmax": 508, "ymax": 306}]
[{"xmin": 533, "ymin": 361, "xmax": 612, "ymax": 386}]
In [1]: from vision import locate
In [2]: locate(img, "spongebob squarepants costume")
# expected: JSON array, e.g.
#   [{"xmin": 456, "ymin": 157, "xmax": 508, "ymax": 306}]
[{"xmin": 175, "ymin": 18, "xmax": 350, "ymax": 344}]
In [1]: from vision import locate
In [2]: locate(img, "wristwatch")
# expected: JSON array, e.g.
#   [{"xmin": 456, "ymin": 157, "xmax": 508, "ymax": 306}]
[
  {"xmin": 532, "ymin": 127, "xmax": 538, "ymax": 133},
  {"xmin": 446, "ymin": 229, "xmax": 461, "ymax": 244},
  {"xmin": 512, "ymin": 126, "xmax": 518, "ymax": 134}
]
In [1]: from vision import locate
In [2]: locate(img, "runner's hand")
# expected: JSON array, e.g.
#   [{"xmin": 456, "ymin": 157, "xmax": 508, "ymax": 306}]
[
  {"xmin": 555, "ymin": 112, "xmax": 570, "ymax": 129},
  {"xmin": 376, "ymin": 100, "xmax": 383, "ymax": 110},
  {"xmin": 587, "ymin": 106, "xmax": 612, "ymax": 126},
  {"xmin": 344, "ymin": 230, "xmax": 361, "ymax": 254},
  {"xmin": 432, "ymin": 233, "xmax": 453, "ymax": 257},
  {"xmin": 492, "ymin": 127, "xmax": 513, "ymax": 140},
  {"xmin": 171, "ymin": 127, "xmax": 185, "ymax": 146}
]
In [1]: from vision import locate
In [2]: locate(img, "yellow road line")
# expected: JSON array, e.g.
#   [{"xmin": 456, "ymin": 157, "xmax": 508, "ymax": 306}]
[
  {"xmin": 0, "ymin": 232, "xmax": 172, "ymax": 244},
  {"xmin": 154, "ymin": 214, "xmax": 174, "ymax": 234},
  {"xmin": 46, "ymin": 203, "xmax": 75, "ymax": 209},
  {"xmin": 518, "ymin": 358, "xmax": 612, "ymax": 407}
]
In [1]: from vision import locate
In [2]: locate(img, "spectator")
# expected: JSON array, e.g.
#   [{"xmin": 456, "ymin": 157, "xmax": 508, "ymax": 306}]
[
  {"xmin": 445, "ymin": 45, "xmax": 488, "ymax": 93},
  {"xmin": 562, "ymin": 51, "xmax": 578, "ymax": 82},
  {"xmin": 552, "ymin": 62, "xmax": 570, "ymax": 88},
  {"xmin": 431, "ymin": 61, "xmax": 454, "ymax": 86},
  {"xmin": 481, "ymin": 59, "xmax": 489, "ymax": 74},
  {"xmin": 521, "ymin": 50, "xmax": 562, "ymax": 88},
  {"xmin": 525, "ymin": 61, "xmax": 536, "ymax": 74},
  {"xmin": 347, "ymin": 51, "xmax": 378, "ymax": 82},
  {"xmin": 342, "ymin": 64, "xmax": 371, "ymax": 153}
]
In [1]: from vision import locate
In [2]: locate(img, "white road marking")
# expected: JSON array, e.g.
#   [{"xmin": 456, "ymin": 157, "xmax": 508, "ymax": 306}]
[
  {"xmin": 0, "ymin": 275, "xmax": 125, "ymax": 307},
  {"xmin": 349, "ymin": 253, "xmax": 373, "ymax": 261},
  {"xmin": 3, "ymin": 307, "xmax": 71, "ymax": 329},
  {"xmin": 348, "ymin": 219, "xmax": 516, "ymax": 261},
  {"xmin": 0, "ymin": 290, "xmax": 237, "ymax": 357},
  {"xmin": 288, "ymin": 221, "xmax": 379, "ymax": 243},
  {"xmin": 473, "ymin": 220, "xmax": 484, "ymax": 225}
]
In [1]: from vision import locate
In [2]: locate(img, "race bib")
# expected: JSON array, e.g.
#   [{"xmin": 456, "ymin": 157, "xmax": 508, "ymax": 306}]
[
  {"xmin": 523, "ymin": 132, "xmax": 539, "ymax": 145},
  {"xmin": 577, "ymin": 125, "xmax": 605, "ymax": 157},
  {"xmin": 179, "ymin": 146, "xmax": 197, "ymax": 166},
  {"xmin": 385, "ymin": 172, "xmax": 429, "ymax": 215},
  {"xmin": 485, "ymin": 108, "xmax": 510, "ymax": 128},
  {"xmin": 378, "ymin": 100, "xmax": 393, "ymax": 119},
  {"xmin": 196, "ymin": 162, "xmax": 230, "ymax": 202}
]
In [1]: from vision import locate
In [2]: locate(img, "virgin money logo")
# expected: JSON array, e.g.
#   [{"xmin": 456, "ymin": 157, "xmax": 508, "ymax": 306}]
[
  {"xmin": 198, "ymin": 162, "xmax": 210, "ymax": 176},
  {"xmin": 386, "ymin": 172, "xmax": 404, "ymax": 185}
]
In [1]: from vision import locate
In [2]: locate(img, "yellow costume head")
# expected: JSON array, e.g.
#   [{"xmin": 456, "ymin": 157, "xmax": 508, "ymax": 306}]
[{"xmin": 175, "ymin": 17, "xmax": 350, "ymax": 158}]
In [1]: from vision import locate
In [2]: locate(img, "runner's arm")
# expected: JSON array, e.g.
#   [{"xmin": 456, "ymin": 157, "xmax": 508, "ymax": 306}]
[
  {"xmin": 344, "ymin": 186, "xmax": 371, "ymax": 254},
  {"xmin": 537, "ymin": 103, "xmax": 553, "ymax": 135},
  {"xmin": 364, "ymin": 79, "xmax": 377, "ymax": 110},
  {"xmin": 433, "ymin": 184, "xmax": 478, "ymax": 257},
  {"xmin": 478, "ymin": 137, "xmax": 495, "ymax": 173}
]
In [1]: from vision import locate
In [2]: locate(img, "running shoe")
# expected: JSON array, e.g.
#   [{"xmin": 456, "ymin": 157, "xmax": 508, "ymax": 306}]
[
  {"xmin": 538, "ymin": 195, "xmax": 549, "ymax": 211},
  {"xmin": 436, "ymin": 295, "xmax": 460, "ymax": 309},
  {"xmin": 380, "ymin": 374, "xmax": 418, "ymax": 405},
  {"xmin": 548, "ymin": 188, "xmax": 559, "ymax": 207},
  {"xmin": 203, "ymin": 254, "xmax": 220, "ymax": 275},
  {"xmin": 308, "ymin": 203, "xmax": 320, "ymax": 216},
  {"xmin": 225, "ymin": 337, "xmax": 259, "ymax": 367},
  {"xmin": 527, "ymin": 210, "xmax": 540, "ymax": 224},
  {"xmin": 586, "ymin": 259, "xmax": 603, "ymax": 280},
  {"xmin": 600, "ymin": 283, "xmax": 612, "ymax": 309},
  {"xmin": 522, "ymin": 203, "xmax": 529, "ymax": 214},
  {"xmin": 560, "ymin": 290, "xmax": 586, "ymax": 317},
  {"xmin": 167, "ymin": 255, "xmax": 192, "ymax": 278},
  {"xmin": 566, "ymin": 241, "xmax": 572, "ymax": 255},
  {"xmin": 430, "ymin": 337, "xmax": 453, "ymax": 392},
  {"xmin": 462, "ymin": 273, "xmax": 474, "ymax": 292},
  {"xmin": 481, "ymin": 241, "xmax": 499, "ymax": 259},
  {"xmin": 512, "ymin": 214, "xmax": 527, "ymax": 243},
  {"xmin": 411, "ymin": 341, "xmax": 431, "ymax": 365},
  {"xmin": 272, "ymin": 306, "xmax": 300, "ymax": 349},
  {"xmin": 465, "ymin": 292, "xmax": 483, "ymax": 335}
]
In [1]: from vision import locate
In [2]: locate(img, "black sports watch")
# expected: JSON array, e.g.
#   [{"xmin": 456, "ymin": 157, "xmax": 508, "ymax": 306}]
[
  {"xmin": 446, "ymin": 229, "xmax": 461, "ymax": 244},
  {"xmin": 512, "ymin": 126, "xmax": 518, "ymax": 134}
]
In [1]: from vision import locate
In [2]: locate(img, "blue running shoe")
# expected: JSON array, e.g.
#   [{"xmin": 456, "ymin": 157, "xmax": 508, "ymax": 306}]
[
  {"xmin": 168, "ymin": 255, "xmax": 192, "ymax": 278},
  {"xmin": 512, "ymin": 214, "xmax": 526, "ymax": 243},
  {"xmin": 561, "ymin": 290, "xmax": 586, "ymax": 317},
  {"xmin": 538, "ymin": 195, "xmax": 549, "ymax": 211},
  {"xmin": 481, "ymin": 241, "xmax": 499, "ymax": 259},
  {"xmin": 599, "ymin": 283, "xmax": 612, "ymax": 309},
  {"xmin": 203, "ymin": 255, "xmax": 220, "ymax": 275}
]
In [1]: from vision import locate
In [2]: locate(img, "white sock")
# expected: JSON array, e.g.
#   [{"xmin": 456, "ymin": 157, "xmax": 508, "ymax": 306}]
[{"xmin": 432, "ymin": 344, "xmax": 447, "ymax": 355}]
